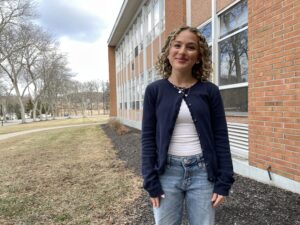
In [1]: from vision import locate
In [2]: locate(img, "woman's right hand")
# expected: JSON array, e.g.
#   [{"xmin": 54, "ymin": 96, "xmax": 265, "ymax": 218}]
[{"xmin": 150, "ymin": 194, "xmax": 165, "ymax": 208}]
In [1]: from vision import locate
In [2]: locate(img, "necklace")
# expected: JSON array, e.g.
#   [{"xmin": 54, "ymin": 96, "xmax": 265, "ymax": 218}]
[
  {"xmin": 167, "ymin": 78, "xmax": 197, "ymax": 97},
  {"xmin": 173, "ymin": 85, "xmax": 191, "ymax": 97}
]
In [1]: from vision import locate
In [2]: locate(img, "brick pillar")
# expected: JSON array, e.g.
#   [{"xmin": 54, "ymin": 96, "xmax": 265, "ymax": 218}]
[
  {"xmin": 248, "ymin": 0, "xmax": 300, "ymax": 181},
  {"xmin": 108, "ymin": 46, "xmax": 117, "ymax": 117},
  {"xmin": 165, "ymin": 0, "xmax": 186, "ymax": 35}
]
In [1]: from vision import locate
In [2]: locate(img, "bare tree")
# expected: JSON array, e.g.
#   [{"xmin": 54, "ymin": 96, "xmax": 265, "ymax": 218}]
[
  {"xmin": 23, "ymin": 26, "xmax": 54, "ymax": 121},
  {"xmin": 101, "ymin": 81, "xmax": 109, "ymax": 114},
  {"xmin": 0, "ymin": 24, "xmax": 37, "ymax": 122},
  {"xmin": 0, "ymin": 0, "xmax": 35, "ymax": 64},
  {"xmin": 0, "ymin": 78, "xmax": 13, "ymax": 122},
  {"xmin": 38, "ymin": 51, "xmax": 73, "ymax": 120},
  {"xmin": 91, "ymin": 79, "xmax": 102, "ymax": 115}
]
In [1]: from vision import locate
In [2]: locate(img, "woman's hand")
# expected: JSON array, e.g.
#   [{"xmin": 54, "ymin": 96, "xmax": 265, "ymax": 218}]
[
  {"xmin": 211, "ymin": 193, "xmax": 225, "ymax": 208},
  {"xmin": 150, "ymin": 195, "xmax": 165, "ymax": 208}
]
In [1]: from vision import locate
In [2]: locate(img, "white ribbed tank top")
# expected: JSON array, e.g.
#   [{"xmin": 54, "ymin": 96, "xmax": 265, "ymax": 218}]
[{"xmin": 168, "ymin": 100, "xmax": 202, "ymax": 156}]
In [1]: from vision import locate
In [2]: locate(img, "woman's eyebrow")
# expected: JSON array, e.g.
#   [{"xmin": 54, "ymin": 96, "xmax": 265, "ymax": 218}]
[{"xmin": 173, "ymin": 40, "xmax": 198, "ymax": 45}]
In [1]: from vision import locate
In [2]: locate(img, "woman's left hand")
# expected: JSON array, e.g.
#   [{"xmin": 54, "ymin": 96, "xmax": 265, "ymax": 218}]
[{"xmin": 211, "ymin": 193, "xmax": 225, "ymax": 208}]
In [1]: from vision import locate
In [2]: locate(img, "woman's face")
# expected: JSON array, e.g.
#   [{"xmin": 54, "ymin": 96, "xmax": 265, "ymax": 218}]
[{"xmin": 167, "ymin": 30, "xmax": 200, "ymax": 75}]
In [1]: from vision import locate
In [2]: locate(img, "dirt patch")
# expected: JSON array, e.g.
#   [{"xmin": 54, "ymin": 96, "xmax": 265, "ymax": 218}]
[{"xmin": 102, "ymin": 124, "xmax": 300, "ymax": 225}]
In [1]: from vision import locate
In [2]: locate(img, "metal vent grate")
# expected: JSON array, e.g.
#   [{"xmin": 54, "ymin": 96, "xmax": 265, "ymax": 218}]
[{"xmin": 227, "ymin": 122, "xmax": 249, "ymax": 159}]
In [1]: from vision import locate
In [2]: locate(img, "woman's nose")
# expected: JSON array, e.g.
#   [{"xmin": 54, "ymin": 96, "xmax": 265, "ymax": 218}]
[{"xmin": 178, "ymin": 46, "xmax": 186, "ymax": 54}]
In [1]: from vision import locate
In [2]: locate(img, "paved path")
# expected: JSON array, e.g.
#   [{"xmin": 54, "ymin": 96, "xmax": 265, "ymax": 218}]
[{"xmin": 0, "ymin": 123, "xmax": 104, "ymax": 141}]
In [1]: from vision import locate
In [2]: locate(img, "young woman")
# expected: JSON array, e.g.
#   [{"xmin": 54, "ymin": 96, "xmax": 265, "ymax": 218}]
[{"xmin": 141, "ymin": 26, "xmax": 234, "ymax": 225}]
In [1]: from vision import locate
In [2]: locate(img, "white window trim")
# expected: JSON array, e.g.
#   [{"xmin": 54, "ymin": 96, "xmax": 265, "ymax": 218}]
[
  {"xmin": 198, "ymin": 19, "xmax": 212, "ymax": 46},
  {"xmin": 218, "ymin": 25, "xmax": 248, "ymax": 43},
  {"xmin": 186, "ymin": 0, "xmax": 191, "ymax": 26},
  {"xmin": 219, "ymin": 82, "xmax": 248, "ymax": 90}
]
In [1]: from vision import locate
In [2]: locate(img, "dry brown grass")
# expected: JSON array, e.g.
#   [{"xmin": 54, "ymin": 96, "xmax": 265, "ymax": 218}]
[
  {"xmin": 107, "ymin": 118, "xmax": 130, "ymax": 135},
  {"xmin": 0, "ymin": 125, "xmax": 142, "ymax": 224},
  {"xmin": 0, "ymin": 116, "xmax": 108, "ymax": 135}
]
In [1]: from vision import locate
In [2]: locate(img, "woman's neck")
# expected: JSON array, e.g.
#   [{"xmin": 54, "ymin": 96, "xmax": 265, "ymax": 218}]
[{"xmin": 168, "ymin": 73, "xmax": 197, "ymax": 88}]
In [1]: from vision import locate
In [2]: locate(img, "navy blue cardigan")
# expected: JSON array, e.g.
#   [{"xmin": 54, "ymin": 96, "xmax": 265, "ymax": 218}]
[{"xmin": 141, "ymin": 79, "xmax": 234, "ymax": 197}]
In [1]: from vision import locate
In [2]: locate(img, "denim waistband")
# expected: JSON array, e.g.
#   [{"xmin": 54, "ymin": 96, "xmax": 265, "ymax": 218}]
[{"xmin": 167, "ymin": 154, "xmax": 204, "ymax": 167}]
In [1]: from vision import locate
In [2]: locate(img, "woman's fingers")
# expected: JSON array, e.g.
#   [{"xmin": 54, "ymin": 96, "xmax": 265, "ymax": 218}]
[
  {"xmin": 150, "ymin": 197, "xmax": 160, "ymax": 208},
  {"xmin": 211, "ymin": 193, "xmax": 225, "ymax": 208},
  {"xmin": 150, "ymin": 195, "xmax": 165, "ymax": 208}
]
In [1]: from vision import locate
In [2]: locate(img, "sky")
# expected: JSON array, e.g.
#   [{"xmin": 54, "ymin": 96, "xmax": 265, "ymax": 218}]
[{"xmin": 36, "ymin": 0, "xmax": 124, "ymax": 82}]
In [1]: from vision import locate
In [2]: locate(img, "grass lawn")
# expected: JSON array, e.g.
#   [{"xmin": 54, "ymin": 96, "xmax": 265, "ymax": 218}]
[
  {"xmin": 0, "ymin": 125, "xmax": 142, "ymax": 224},
  {"xmin": 0, "ymin": 116, "xmax": 108, "ymax": 135}
]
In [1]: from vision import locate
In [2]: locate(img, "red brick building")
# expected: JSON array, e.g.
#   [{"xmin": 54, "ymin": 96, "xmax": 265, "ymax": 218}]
[{"xmin": 108, "ymin": 0, "xmax": 300, "ymax": 194}]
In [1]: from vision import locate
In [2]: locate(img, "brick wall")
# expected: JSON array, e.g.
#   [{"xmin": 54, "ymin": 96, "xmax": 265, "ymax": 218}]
[
  {"xmin": 248, "ymin": 0, "xmax": 300, "ymax": 181},
  {"xmin": 191, "ymin": 0, "xmax": 211, "ymax": 27},
  {"xmin": 108, "ymin": 46, "xmax": 117, "ymax": 117},
  {"xmin": 165, "ymin": 0, "xmax": 186, "ymax": 35},
  {"xmin": 217, "ymin": 0, "xmax": 236, "ymax": 12}
]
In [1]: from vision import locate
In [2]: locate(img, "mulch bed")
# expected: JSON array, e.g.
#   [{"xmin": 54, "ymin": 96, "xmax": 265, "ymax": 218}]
[{"xmin": 101, "ymin": 124, "xmax": 300, "ymax": 225}]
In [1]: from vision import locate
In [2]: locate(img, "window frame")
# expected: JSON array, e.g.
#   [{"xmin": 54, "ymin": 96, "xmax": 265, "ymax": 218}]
[
  {"xmin": 198, "ymin": 0, "xmax": 248, "ymax": 115},
  {"xmin": 217, "ymin": 0, "xmax": 248, "ymax": 115}
]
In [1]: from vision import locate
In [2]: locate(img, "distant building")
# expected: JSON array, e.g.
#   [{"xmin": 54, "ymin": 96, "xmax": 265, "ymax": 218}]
[{"xmin": 108, "ymin": 0, "xmax": 300, "ymax": 194}]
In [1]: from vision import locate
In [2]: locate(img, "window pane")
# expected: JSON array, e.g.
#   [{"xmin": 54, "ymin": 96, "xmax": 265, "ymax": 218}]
[
  {"xmin": 199, "ymin": 22, "xmax": 212, "ymax": 44},
  {"xmin": 148, "ymin": 11, "xmax": 152, "ymax": 33},
  {"xmin": 219, "ymin": 29, "xmax": 248, "ymax": 86},
  {"xmin": 154, "ymin": 2, "xmax": 160, "ymax": 37},
  {"xmin": 154, "ymin": 1, "xmax": 159, "ymax": 25},
  {"xmin": 220, "ymin": 0, "xmax": 248, "ymax": 38},
  {"xmin": 220, "ymin": 87, "xmax": 248, "ymax": 112}
]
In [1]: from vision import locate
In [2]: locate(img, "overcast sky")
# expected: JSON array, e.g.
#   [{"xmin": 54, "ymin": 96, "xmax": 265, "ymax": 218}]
[{"xmin": 36, "ymin": 0, "xmax": 124, "ymax": 82}]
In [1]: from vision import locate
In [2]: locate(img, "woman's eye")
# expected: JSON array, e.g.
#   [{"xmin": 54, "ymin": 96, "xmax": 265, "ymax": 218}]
[
  {"xmin": 173, "ymin": 44, "xmax": 181, "ymax": 48},
  {"xmin": 187, "ymin": 46, "xmax": 196, "ymax": 50}
]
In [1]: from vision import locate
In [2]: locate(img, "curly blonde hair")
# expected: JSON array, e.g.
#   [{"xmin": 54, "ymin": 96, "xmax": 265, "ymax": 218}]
[{"xmin": 155, "ymin": 26, "xmax": 212, "ymax": 81}]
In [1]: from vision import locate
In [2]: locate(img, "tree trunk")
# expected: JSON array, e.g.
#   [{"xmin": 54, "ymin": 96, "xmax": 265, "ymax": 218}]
[
  {"xmin": 13, "ymin": 83, "xmax": 26, "ymax": 123},
  {"xmin": 3, "ymin": 103, "xmax": 7, "ymax": 122},
  {"xmin": 32, "ymin": 101, "xmax": 38, "ymax": 121}
]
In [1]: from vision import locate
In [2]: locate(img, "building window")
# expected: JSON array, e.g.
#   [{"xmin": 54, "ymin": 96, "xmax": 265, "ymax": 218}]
[
  {"xmin": 147, "ymin": 69, "xmax": 153, "ymax": 84},
  {"xmin": 220, "ymin": 86, "xmax": 248, "ymax": 112},
  {"xmin": 219, "ymin": 29, "xmax": 248, "ymax": 86},
  {"xmin": 135, "ymin": 46, "xmax": 139, "ymax": 57},
  {"xmin": 146, "ymin": 0, "xmax": 165, "ymax": 44},
  {"xmin": 218, "ymin": 0, "xmax": 248, "ymax": 113},
  {"xmin": 154, "ymin": 0, "xmax": 160, "ymax": 37},
  {"xmin": 135, "ymin": 101, "xmax": 140, "ymax": 110},
  {"xmin": 198, "ymin": 22, "xmax": 212, "ymax": 44},
  {"xmin": 219, "ymin": 0, "xmax": 248, "ymax": 38},
  {"xmin": 147, "ymin": 9, "xmax": 152, "ymax": 40},
  {"xmin": 140, "ymin": 74, "xmax": 145, "ymax": 101}
]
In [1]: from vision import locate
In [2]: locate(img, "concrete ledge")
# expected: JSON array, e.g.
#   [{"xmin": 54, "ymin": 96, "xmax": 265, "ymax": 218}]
[
  {"xmin": 233, "ymin": 158, "xmax": 300, "ymax": 194},
  {"xmin": 120, "ymin": 118, "xmax": 141, "ymax": 130}
]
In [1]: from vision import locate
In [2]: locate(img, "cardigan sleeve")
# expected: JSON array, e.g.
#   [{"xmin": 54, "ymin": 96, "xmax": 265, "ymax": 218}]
[
  {"xmin": 209, "ymin": 84, "xmax": 235, "ymax": 196},
  {"xmin": 141, "ymin": 84, "xmax": 164, "ymax": 197}
]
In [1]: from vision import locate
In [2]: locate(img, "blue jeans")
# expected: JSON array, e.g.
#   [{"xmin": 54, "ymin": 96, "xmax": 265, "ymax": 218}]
[{"xmin": 153, "ymin": 154, "xmax": 215, "ymax": 225}]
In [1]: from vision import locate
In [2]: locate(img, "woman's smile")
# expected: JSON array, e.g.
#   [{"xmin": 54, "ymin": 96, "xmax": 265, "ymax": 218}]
[{"xmin": 167, "ymin": 30, "xmax": 199, "ymax": 74}]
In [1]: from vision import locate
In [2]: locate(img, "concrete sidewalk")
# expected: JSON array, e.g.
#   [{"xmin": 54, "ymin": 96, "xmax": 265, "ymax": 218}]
[{"xmin": 0, "ymin": 122, "xmax": 103, "ymax": 141}]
